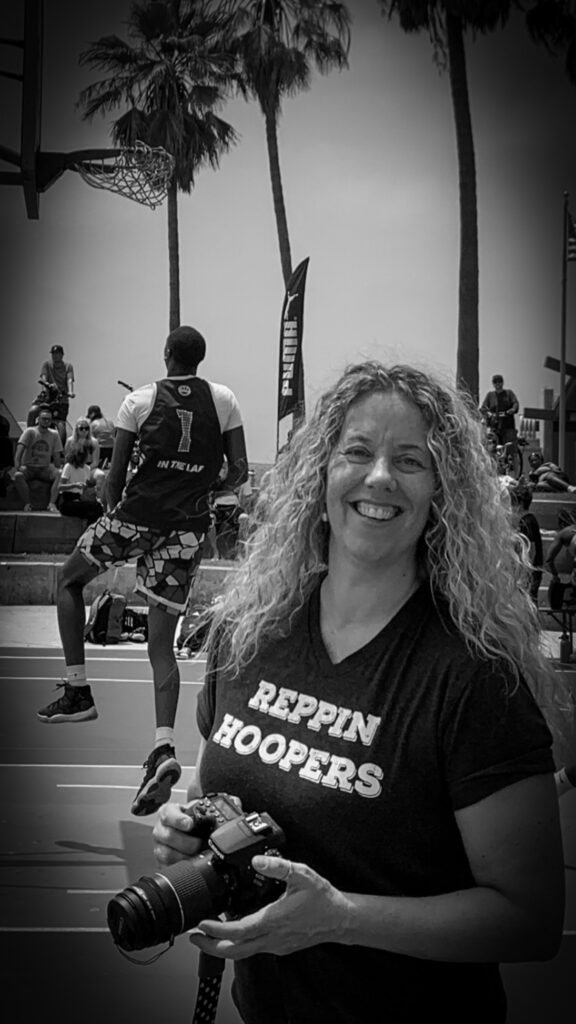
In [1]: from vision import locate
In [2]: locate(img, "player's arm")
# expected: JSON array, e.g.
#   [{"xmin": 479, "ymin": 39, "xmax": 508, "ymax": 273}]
[
  {"xmin": 219, "ymin": 425, "xmax": 248, "ymax": 491},
  {"xmin": 105, "ymin": 427, "xmax": 136, "ymax": 510}
]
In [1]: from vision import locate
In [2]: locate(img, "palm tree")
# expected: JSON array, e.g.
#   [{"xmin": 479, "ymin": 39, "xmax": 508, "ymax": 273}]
[
  {"xmin": 378, "ymin": 0, "xmax": 576, "ymax": 401},
  {"xmin": 77, "ymin": 0, "xmax": 238, "ymax": 330},
  {"xmin": 224, "ymin": 0, "xmax": 351, "ymax": 287}
]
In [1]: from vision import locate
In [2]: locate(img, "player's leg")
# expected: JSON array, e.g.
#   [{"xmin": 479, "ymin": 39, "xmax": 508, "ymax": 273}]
[
  {"xmin": 130, "ymin": 604, "xmax": 183, "ymax": 816},
  {"xmin": 37, "ymin": 512, "xmax": 141, "ymax": 723},
  {"xmin": 148, "ymin": 603, "xmax": 181, "ymax": 732},
  {"xmin": 131, "ymin": 529, "xmax": 204, "ymax": 816},
  {"xmin": 37, "ymin": 547, "xmax": 102, "ymax": 722}
]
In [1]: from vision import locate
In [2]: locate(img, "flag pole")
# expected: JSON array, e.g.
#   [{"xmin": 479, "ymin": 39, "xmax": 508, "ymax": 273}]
[{"xmin": 559, "ymin": 192, "xmax": 568, "ymax": 469}]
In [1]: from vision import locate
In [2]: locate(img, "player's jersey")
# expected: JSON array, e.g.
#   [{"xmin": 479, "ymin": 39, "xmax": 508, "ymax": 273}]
[{"xmin": 117, "ymin": 376, "xmax": 224, "ymax": 531}]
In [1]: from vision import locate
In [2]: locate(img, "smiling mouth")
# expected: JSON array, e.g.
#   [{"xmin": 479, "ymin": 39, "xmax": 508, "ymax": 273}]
[{"xmin": 353, "ymin": 501, "xmax": 402, "ymax": 521}]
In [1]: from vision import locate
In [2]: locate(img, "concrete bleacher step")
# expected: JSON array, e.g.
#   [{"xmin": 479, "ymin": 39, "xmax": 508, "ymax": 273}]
[
  {"xmin": 0, "ymin": 551, "xmax": 235, "ymax": 606},
  {"xmin": 530, "ymin": 492, "xmax": 576, "ymax": 530},
  {"xmin": 0, "ymin": 510, "xmax": 237, "ymax": 605},
  {"xmin": 1, "ymin": 493, "xmax": 575, "ymax": 606}
]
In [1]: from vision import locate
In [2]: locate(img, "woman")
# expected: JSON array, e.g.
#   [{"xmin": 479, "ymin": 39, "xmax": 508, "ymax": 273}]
[
  {"xmin": 153, "ymin": 362, "xmax": 567, "ymax": 1024},
  {"xmin": 56, "ymin": 438, "xmax": 103, "ymax": 524},
  {"xmin": 86, "ymin": 404, "xmax": 116, "ymax": 467},
  {"xmin": 65, "ymin": 418, "xmax": 105, "ymax": 501}
]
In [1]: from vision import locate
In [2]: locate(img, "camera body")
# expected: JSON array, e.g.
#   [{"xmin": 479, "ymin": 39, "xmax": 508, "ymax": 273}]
[{"xmin": 107, "ymin": 793, "xmax": 286, "ymax": 952}]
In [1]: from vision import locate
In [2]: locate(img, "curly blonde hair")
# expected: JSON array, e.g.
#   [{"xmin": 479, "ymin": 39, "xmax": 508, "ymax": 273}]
[{"xmin": 204, "ymin": 362, "xmax": 569, "ymax": 741}]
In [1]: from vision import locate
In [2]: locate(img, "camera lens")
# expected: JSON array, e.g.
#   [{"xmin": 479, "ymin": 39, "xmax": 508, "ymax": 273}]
[{"xmin": 107, "ymin": 856, "xmax": 228, "ymax": 951}]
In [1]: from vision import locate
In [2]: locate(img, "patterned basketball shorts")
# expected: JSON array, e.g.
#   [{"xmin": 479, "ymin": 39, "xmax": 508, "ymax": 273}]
[{"xmin": 77, "ymin": 512, "xmax": 205, "ymax": 614}]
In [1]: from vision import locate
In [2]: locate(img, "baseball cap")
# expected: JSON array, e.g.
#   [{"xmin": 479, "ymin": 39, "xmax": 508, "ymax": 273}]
[
  {"xmin": 492, "ymin": 374, "xmax": 503, "ymax": 383},
  {"xmin": 50, "ymin": 344, "xmax": 64, "ymax": 354}
]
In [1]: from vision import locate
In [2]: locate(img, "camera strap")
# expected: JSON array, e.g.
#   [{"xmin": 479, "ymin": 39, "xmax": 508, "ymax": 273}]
[{"xmin": 192, "ymin": 953, "xmax": 226, "ymax": 1024}]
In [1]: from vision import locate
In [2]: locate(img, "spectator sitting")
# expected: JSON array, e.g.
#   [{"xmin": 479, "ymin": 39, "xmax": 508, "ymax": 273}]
[
  {"xmin": 13, "ymin": 404, "xmax": 62, "ymax": 512},
  {"xmin": 86, "ymin": 404, "xmax": 116, "ymax": 467},
  {"xmin": 527, "ymin": 450, "xmax": 576, "ymax": 494},
  {"xmin": 56, "ymin": 440, "xmax": 103, "ymax": 524},
  {"xmin": 65, "ymin": 418, "xmax": 106, "ymax": 502},
  {"xmin": 507, "ymin": 476, "xmax": 544, "ymax": 604}
]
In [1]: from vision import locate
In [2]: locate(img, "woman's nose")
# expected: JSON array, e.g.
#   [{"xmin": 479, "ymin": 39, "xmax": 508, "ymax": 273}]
[{"xmin": 364, "ymin": 455, "xmax": 397, "ymax": 489}]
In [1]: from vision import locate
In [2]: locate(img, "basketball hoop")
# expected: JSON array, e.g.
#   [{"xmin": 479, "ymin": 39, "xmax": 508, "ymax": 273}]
[{"xmin": 72, "ymin": 140, "xmax": 175, "ymax": 210}]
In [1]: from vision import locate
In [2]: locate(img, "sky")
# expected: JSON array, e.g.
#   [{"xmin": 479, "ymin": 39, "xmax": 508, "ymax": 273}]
[{"xmin": 1, "ymin": 0, "xmax": 576, "ymax": 464}]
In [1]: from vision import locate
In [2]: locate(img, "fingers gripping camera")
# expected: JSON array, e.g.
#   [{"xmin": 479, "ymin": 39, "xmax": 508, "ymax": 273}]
[{"xmin": 107, "ymin": 794, "xmax": 286, "ymax": 952}]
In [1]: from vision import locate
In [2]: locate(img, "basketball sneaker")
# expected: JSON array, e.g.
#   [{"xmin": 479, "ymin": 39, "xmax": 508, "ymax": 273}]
[
  {"xmin": 37, "ymin": 682, "xmax": 98, "ymax": 723},
  {"xmin": 131, "ymin": 744, "xmax": 182, "ymax": 816}
]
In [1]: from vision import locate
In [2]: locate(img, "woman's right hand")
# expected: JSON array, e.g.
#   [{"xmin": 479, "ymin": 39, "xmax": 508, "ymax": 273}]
[{"xmin": 152, "ymin": 800, "xmax": 207, "ymax": 866}]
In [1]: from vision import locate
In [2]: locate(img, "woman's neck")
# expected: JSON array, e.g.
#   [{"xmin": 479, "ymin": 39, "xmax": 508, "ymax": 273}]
[{"xmin": 320, "ymin": 559, "xmax": 420, "ymax": 631}]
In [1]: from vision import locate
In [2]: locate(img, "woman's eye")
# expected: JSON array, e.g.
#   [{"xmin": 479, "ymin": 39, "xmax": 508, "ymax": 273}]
[{"xmin": 342, "ymin": 447, "xmax": 371, "ymax": 463}]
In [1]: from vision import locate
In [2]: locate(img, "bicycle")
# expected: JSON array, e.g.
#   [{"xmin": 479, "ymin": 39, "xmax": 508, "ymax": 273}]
[
  {"xmin": 28, "ymin": 379, "xmax": 72, "ymax": 446},
  {"xmin": 497, "ymin": 436, "xmax": 527, "ymax": 480}
]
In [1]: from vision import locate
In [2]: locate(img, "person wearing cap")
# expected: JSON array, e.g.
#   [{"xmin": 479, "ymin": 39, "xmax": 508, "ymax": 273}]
[
  {"xmin": 27, "ymin": 345, "xmax": 75, "ymax": 445},
  {"xmin": 479, "ymin": 375, "xmax": 519, "ymax": 447}
]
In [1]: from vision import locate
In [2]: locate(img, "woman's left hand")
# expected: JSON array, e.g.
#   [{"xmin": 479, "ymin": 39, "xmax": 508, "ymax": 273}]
[{"xmin": 188, "ymin": 855, "xmax": 351, "ymax": 959}]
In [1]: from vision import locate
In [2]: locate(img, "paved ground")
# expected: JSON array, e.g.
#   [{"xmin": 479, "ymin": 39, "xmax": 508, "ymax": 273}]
[
  {"xmin": 0, "ymin": 612, "xmax": 243, "ymax": 1024},
  {"xmin": 0, "ymin": 607, "xmax": 574, "ymax": 1023}
]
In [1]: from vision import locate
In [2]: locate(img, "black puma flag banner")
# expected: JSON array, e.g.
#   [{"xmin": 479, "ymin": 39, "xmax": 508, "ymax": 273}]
[{"xmin": 277, "ymin": 257, "xmax": 309, "ymax": 450}]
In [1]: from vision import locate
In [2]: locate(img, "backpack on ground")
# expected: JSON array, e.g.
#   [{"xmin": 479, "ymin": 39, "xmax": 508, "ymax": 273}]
[
  {"xmin": 122, "ymin": 606, "xmax": 149, "ymax": 641},
  {"xmin": 85, "ymin": 590, "xmax": 127, "ymax": 645}
]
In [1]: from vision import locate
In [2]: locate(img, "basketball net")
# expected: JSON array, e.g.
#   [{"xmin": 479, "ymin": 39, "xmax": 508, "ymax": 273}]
[{"xmin": 73, "ymin": 140, "xmax": 175, "ymax": 210}]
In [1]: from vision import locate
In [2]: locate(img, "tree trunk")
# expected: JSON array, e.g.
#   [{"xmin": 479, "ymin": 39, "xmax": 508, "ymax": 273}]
[
  {"xmin": 265, "ymin": 110, "xmax": 293, "ymax": 287},
  {"xmin": 167, "ymin": 179, "xmax": 180, "ymax": 331},
  {"xmin": 446, "ymin": 13, "xmax": 479, "ymax": 401}
]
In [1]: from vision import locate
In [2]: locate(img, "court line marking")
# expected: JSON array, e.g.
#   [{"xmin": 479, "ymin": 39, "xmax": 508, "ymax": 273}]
[
  {"xmin": 0, "ymin": 676, "xmax": 203, "ymax": 685},
  {"xmin": 68, "ymin": 889, "xmax": 119, "ymax": 894},
  {"xmin": 0, "ymin": 763, "xmax": 196, "ymax": 771},
  {"xmin": 0, "ymin": 927, "xmax": 110, "ymax": 933},
  {"xmin": 0, "ymin": 655, "xmax": 207, "ymax": 664},
  {"xmin": 57, "ymin": 784, "xmax": 189, "ymax": 793}
]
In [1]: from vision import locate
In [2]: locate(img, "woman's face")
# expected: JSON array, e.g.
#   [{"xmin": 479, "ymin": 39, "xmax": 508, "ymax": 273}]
[{"xmin": 325, "ymin": 390, "xmax": 436, "ymax": 574}]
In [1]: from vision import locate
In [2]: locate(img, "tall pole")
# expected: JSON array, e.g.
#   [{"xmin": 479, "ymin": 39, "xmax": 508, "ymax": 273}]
[{"xmin": 559, "ymin": 192, "xmax": 568, "ymax": 469}]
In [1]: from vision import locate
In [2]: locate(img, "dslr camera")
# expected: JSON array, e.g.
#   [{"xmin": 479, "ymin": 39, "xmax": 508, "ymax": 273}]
[{"xmin": 107, "ymin": 793, "xmax": 286, "ymax": 952}]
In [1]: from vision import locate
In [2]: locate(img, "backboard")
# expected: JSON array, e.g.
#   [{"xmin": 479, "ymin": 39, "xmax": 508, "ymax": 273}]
[
  {"xmin": 0, "ymin": 0, "xmax": 43, "ymax": 218},
  {"xmin": 0, "ymin": 0, "xmax": 172, "ymax": 218}
]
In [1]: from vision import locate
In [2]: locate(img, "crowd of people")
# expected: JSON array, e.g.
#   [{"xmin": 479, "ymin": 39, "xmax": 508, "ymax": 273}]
[{"xmin": 4, "ymin": 344, "xmax": 576, "ymax": 1021}]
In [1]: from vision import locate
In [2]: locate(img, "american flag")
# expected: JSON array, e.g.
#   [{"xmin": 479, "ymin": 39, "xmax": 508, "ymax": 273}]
[{"xmin": 568, "ymin": 209, "xmax": 576, "ymax": 262}]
